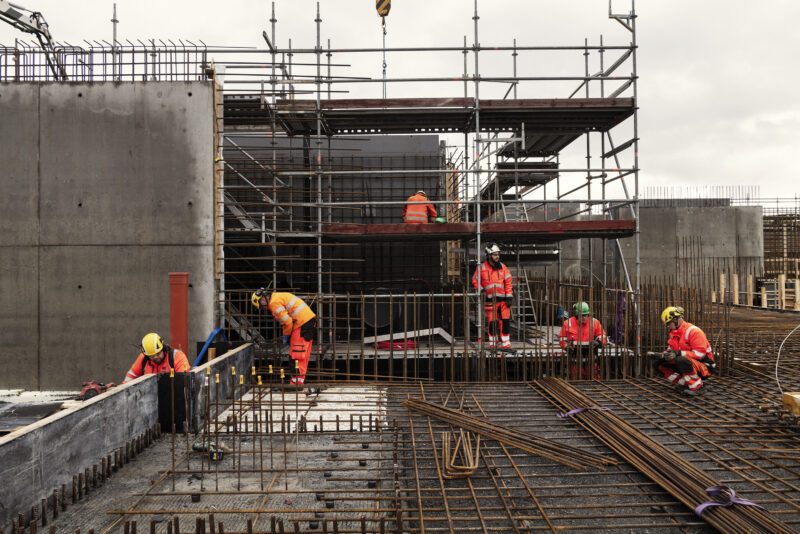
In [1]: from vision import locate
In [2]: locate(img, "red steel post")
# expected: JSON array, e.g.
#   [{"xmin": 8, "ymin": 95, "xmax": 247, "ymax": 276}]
[{"xmin": 169, "ymin": 272, "xmax": 189, "ymax": 353}]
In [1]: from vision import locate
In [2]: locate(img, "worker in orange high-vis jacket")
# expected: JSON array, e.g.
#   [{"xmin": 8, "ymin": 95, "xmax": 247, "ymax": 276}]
[
  {"xmin": 658, "ymin": 306, "xmax": 716, "ymax": 396},
  {"xmin": 402, "ymin": 190, "xmax": 437, "ymax": 224},
  {"xmin": 472, "ymin": 243, "xmax": 513, "ymax": 350},
  {"xmin": 123, "ymin": 333, "xmax": 191, "ymax": 383},
  {"xmin": 252, "ymin": 288, "xmax": 316, "ymax": 386},
  {"xmin": 559, "ymin": 302, "xmax": 607, "ymax": 380}
]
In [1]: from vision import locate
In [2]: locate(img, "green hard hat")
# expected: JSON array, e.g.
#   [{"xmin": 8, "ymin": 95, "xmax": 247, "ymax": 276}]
[{"xmin": 573, "ymin": 301, "xmax": 590, "ymax": 315}]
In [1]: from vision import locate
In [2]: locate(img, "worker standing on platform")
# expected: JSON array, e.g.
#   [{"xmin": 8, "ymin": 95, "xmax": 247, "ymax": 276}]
[
  {"xmin": 558, "ymin": 302, "xmax": 606, "ymax": 379},
  {"xmin": 251, "ymin": 288, "xmax": 316, "ymax": 386},
  {"xmin": 658, "ymin": 306, "xmax": 715, "ymax": 395},
  {"xmin": 123, "ymin": 333, "xmax": 191, "ymax": 383},
  {"xmin": 472, "ymin": 243, "xmax": 513, "ymax": 350},
  {"xmin": 402, "ymin": 190, "xmax": 437, "ymax": 224}
]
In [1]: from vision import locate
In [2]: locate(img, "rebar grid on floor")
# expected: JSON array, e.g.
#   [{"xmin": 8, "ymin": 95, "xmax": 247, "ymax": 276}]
[{"xmin": 28, "ymin": 373, "xmax": 800, "ymax": 534}]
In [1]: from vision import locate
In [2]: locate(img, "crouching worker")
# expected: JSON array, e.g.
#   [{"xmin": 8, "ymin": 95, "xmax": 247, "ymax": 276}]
[
  {"xmin": 559, "ymin": 302, "xmax": 606, "ymax": 380},
  {"xmin": 659, "ymin": 306, "xmax": 716, "ymax": 396},
  {"xmin": 252, "ymin": 288, "xmax": 316, "ymax": 386},
  {"xmin": 123, "ymin": 333, "xmax": 191, "ymax": 383}
]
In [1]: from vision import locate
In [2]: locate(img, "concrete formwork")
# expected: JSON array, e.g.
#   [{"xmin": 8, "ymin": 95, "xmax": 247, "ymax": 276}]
[
  {"xmin": 0, "ymin": 375, "xmax": 159, "ymax": 530},
  {"xmin": 0, "ymin": 344, "xmax": 253, "ymax": 531},
  {"xmin": 0, "ymin": 82, "xmax": 216, "ymax": 389}
]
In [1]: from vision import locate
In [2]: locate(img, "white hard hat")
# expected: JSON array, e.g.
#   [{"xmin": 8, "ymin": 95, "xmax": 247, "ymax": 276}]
[
  {"xmin": 485, "ymin": 243, "xmax": 501, "ymax": 255},
  {"xmin": 416, "ymin": 190, "xmax": 426, "ymax": 196}
]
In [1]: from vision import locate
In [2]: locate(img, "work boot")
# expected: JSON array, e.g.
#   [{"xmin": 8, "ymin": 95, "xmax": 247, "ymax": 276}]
[{"xmin": 681, "ymin": 387, "xmax": 702, "ymax": 397}]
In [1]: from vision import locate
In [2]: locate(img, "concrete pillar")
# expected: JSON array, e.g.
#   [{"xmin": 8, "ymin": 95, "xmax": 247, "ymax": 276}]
[
  {"xmin": 719, "ymin": 273, "xmax": 726, "ymax": 304},
  {"xmin": 746, "ymin": 274, "xmax": 754, "ymax": 307},
  {"xmin": 778, "ymin": 274, "xmax": 787, "ymax": 310},
  {"xmin": 732, "ymin": 274, "xmax": 739, "ymax": 305}
]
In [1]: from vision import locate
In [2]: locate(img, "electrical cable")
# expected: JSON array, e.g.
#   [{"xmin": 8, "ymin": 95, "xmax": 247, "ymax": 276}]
[{"xmin": 774, "ymin": 320, "xmax": 800, "ymax": 395}]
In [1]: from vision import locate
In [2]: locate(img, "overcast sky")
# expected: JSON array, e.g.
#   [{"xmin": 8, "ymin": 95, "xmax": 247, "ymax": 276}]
[{"xmin": 3, "ymin": 0, "xmax": 799, "ymax": 201}]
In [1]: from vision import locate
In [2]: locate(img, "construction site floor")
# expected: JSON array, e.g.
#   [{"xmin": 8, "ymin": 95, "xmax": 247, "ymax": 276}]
[{"xmin": 35, "ymin": 374, "xmax": 800, "ymax": 534}]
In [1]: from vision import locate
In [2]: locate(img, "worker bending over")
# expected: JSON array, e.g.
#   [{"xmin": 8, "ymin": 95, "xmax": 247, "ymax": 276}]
[
  {"xmin": 402, "ymin": 190, "xmax": 437, "ymax": 224},
  {"xmin": 252, "ymin": 288, "xmax": 316, "ymax": 386},
  {"xmin": 658, "ymin": 306, "xmax": 716, "ymax": 395},
  {"xmin": 558, "ymin": 302, "xmax": 607, "ymax": 380},
  {"xmin": 123, "ymin": 333, "xmax": 191, "ymax": 383},
  {"xmin": 472, "ymin": 243, "xmax": 513, "ymax": 350}
]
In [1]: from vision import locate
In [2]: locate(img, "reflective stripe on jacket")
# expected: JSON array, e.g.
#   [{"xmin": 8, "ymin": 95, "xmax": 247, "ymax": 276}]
[
  {"xmin": 471, "ymin": 260, "xmax": 513, "ymax": 298},
  {"xmin": 123, "ymin": 348, "xmax": 191, "ymax": 383},
  {"xmin": 269, "ymin": 292, "xmax": 316, "ymax": 336},
  {"xmin": 558, "ymin": 316, "xmax": 607, "ymax": 349},
  {"xmin": 402, "ymin": 194, "xmax": 437, "ymax": 224},
  {"xmin": 667, "ymin": 321, "xmax": 713, "ymax": 361}
]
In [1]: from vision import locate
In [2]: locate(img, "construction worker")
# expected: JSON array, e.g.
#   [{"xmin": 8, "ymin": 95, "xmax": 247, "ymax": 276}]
[
  {"xmin": 402, "ymin": 190, "xmax": 437, "ymax": 224},
  {"xmin": 472, "ymin": 243, "xmax": 513, "ymax": 350},
  {"xmin": 658, "ymin": 306, "xmax": 715, "ymax": 395},
  {"xmin": 123, "ymin": 333, "xmax": 191, "ymax": 383},
  {"xmin": 559, "ymin": 302, "xmax": 607, "ymax": 380},
  {"xmin": 251, "ymin": 288, "xmax": 316, "ymax": 386}
]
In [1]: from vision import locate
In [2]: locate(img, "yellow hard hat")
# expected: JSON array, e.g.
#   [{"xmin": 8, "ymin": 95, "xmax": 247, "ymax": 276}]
[
  {"xmin": 142, "ymin": 333, "xmax": 164, "ymax": 356},
  {"xmin": 251, "ymin": 287, "xmax": 266, "ymax": 309},
  {"xmin": 660, "ymin": 306, "xmax": 684, "ymax": 325}
]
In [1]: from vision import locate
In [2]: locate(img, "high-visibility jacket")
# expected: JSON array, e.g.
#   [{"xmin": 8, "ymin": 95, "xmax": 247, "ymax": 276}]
[
  {"xmin": 667, "ymin": 321, "xmax": 714, "ymax": 362},
  {"xmin": 472, "ymin": 261, "xmax": 513, "ymax": 299},
  {"xmin": 559, "ymin": 316, "xmax": 607, "ymax": 349},
  {"xmin": 402, "ymin": 193, "xmax": 436, "ymax": 224},
  {"xmin": 123, "ymin": 347, "xmax": 190, "ymax": 383},
  {"xmin": 269, "ymin": 292, "xmax": 316, "ymax": 336}
]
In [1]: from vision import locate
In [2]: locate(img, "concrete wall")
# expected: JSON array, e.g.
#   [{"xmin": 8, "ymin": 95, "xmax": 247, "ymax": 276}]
[
  {"xmin": 188, "ymin": 343, "xmax": 254, "ymax": 433},
  {"xmin": 0, "ymin": 375, "xmax": 159, "ymax": 529},
  {"xmin": 0, "ymin": 82, "xmax": 216, "ymax": 389},
  {"xmin": 0, "ymin": 344, "xmax": 251, "ymax": 530},
  {"xmin": 616, "ymin": 205, "xmax": 763, "ymax": 286}
]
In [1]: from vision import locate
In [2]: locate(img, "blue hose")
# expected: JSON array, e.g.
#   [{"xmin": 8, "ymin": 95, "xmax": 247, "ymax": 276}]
[{"xmin": 193, "ymin": 327, "xmax": 229, "ymax": 367}]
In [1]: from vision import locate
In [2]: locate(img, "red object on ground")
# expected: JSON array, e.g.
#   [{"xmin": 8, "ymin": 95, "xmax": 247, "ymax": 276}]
[
  {"xmin": 170, "ymin": 272, "xmax": 189, "ymax": 353},
  {"xmin": 78, "ymin": 381, "xmax": 116, "ymax": 400},
  {"xmin": 377, "ymin": 340, "xmax": 417, "ymax": 350}
]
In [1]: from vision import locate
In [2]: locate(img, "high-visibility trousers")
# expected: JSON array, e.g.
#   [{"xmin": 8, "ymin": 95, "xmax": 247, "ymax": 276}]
[
  {"xmin": 290, "ymin": 321, "xmax": 315, "ymax": 378},
  {"xmin": 484, "ymin": 300, "xmax": 510, "ymax": 331}
]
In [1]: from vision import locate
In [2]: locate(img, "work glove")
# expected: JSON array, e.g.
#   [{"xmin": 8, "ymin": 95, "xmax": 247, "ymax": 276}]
[
  {"xmin": 505, "ymin": 296, "xmax": 513, "ymax": 305},
  {"xmin": 661, "ymin": 349, "xmax": 680, "ymax": 361},
  {"xmin": 591, "ymin": 337, "xmax": 602, "ymax": 350},
  {"xmin": 281, "ymin": 335, "xmax": 290, "ymax": 346}
]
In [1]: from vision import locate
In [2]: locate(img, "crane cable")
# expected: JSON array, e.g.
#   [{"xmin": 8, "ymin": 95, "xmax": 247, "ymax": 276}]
[
  {"xmin": 381, "ymin": 16, "xmax": 388, "ymax": 99},
  {"xmin": 376, "ymin": 0, "xmax": 390, "ymax": 99}
]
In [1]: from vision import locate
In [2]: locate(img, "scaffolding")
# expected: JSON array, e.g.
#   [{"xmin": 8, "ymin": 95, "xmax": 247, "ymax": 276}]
[{"xmin": 0, "ymin": 1, "xmax": 645, "ymax": 381}]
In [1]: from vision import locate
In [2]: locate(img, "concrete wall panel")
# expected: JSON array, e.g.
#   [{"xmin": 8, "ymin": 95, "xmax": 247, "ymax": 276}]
[
  {"xmin": 0, "ymin": 82, "xmax": 215, "ymax": 390},
  {"xmin": 0, "ymin": 247, "xmax": 39, "ymax": 389},
  {"xmin": 38, "ymin": 83, "xmax": 214, "ymax": 246},
  {"xmin": 38, "ymin": 245, "xmax": 214, "ymax": 389},
  {"xmin": 0, "ymin": 84, "xmax": 39, "ymax": 246}
]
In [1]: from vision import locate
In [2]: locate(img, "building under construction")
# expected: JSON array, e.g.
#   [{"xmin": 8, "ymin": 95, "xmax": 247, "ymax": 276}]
[{"xmin": 1, "ymin": 1, "xmax": 800, "ymax": 533}]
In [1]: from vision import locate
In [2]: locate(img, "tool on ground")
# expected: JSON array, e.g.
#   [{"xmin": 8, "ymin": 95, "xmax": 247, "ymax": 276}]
[
  {"xmin": 192, "ymin": 440, "xmax": 228, "ymax": 462},
  {"xmin": 78, "ymin": 381, "xmax": 116, "ymax": 400}
]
